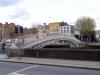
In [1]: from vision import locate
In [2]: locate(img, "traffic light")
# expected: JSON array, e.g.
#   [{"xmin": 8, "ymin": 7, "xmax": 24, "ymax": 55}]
[
  {"xmin": 20, "ymin": 26, "xmax": 23, "ymax": 33},
  {"xmin": 15, "ymin": 26, "xmax": 18, "ymax": 34}
]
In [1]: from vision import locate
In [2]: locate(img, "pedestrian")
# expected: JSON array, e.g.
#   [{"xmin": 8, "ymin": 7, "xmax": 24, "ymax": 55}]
[
  {"xmin": 2, "ymin": 43, "xmax": 6, "ymax": 53},
  {"xmin": 2, "ymin": 43, "xmax": 6, "ymax": 49}
]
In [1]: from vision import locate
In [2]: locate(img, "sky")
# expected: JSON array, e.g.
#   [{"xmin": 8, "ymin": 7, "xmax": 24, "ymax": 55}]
[{"xmin": 0, "ymin": 0, "xmax": 100, "ymax": 30}]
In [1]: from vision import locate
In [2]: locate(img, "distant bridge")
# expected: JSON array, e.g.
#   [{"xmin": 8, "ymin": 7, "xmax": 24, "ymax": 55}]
[
  {"xmin": 12, "ymin": 33, "xmax": 81, "ymax": 49},
  {"xmin": 23, "ymin": 33, "xmax": 81, "ymax": 48}
]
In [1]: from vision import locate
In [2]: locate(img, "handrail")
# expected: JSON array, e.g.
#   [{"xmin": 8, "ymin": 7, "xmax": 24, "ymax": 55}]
[{"xmin": 23, "ymin": 33, "xmax": 81, "ymax": 48}]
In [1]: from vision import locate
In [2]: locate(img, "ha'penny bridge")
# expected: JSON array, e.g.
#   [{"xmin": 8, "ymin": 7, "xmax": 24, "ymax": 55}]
[{"xmin": 9, "ymin": 33, "xmax": 100, "ymax": 61}]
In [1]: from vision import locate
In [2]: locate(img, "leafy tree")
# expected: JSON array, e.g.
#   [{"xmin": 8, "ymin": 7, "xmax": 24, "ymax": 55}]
[
  {"xmin": 75, "ymin": 16, "xmax": 96, "ymax": 42},
  {"xmin": 5, "ymin": 28, "xmax": 15, "ymax": 39}
]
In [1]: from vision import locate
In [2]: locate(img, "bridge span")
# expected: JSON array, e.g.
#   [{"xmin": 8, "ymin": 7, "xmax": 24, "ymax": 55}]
[{"xmin": 19, "ymin": 33, "xmax": 81, "ymax": 48}]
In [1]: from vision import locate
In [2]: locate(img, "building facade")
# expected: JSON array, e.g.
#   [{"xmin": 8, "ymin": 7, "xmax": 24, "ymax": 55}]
[
  {"xmin": 48, "ymin": 22, "xmax": 60, "ymax": 34},
  {"xmin": 95, "ymin": 30, "xmax": 100, "ymax": 42},
  {"xmin": 47, "ymin": 22, "xmax": 75, "ymax": 35},
  {"xmin": 23, "ymin": 28, "xmax": 33, "ymax": 35},
  {"xmin": 60, "ymin": 22, "xmax": 74, "ymax": 35},
  {"xmin": 0, "ymin": 22, "xmax": 16, "ymax": 42},
  {"xmin": 38, "ymin": 25, "xmax": 44, "ymax": 38}
]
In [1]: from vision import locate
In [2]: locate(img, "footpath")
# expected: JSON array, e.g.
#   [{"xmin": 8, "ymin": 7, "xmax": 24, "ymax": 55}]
[{"xmin": 0, "ymin": 54, "xmax": 100, "ymax": 70}]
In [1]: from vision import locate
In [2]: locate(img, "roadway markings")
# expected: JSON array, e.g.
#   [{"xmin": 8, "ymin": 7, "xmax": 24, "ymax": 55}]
[
  {"xmin": 9, "ymin": 73, "xmax": 27, "ymax": 75},
  {"xmin": 7, "ymin": 65, "xmax": 39, "ymax": 75}
]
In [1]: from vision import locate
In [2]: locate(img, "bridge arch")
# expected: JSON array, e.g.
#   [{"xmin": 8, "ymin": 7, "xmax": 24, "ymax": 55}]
[
  {"xmin": 31, "ymin": 38, "xmax": 80, "ymax": 48},
  {"xmin": 23, "ymin": 34, "xmax": 81, "ymax": 48}
]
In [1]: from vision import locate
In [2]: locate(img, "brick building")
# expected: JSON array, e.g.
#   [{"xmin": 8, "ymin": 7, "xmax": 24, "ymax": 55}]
[
  {"xmin": 23, "ymin": 28, "xmax": 33, "ymax": 35},
  {"xmin": 0, "ymin": 22, "xmax": 38, "ymax": 42},
  {"xmin": 0, "ymin": 22, "xmax": 16, "ymax": 42}
]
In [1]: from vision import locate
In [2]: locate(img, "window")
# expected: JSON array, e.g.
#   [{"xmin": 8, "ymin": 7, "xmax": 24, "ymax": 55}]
[
  {"xmin": 67, "ymin": 30, "xmax": 69, "ymax": 33},
  {"xmin": 61, "ymin": 27, "xmax": 63, "ymax": 29},
  {"xmin": 61, "ymin": 30, "xmax": 63, "ymax": 33},
  {"xmin": 64, "ymin": 30, "xmax": 66, "ymax": 33},
  {"xmin": 67, "ymin": 26, "xmax": 69, "ymax": 29}
]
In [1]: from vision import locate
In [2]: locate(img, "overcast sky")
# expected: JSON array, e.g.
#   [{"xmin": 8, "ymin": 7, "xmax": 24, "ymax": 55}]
[{"xmin": 0, "ymin": 0, "xmax": 100, "ymax": 29}]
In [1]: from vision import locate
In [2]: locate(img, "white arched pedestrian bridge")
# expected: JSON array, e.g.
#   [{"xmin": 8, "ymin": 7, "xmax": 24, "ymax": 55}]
[{"xmin": 21, "ymin": 33, "xmax": 81, "ymax": 49}]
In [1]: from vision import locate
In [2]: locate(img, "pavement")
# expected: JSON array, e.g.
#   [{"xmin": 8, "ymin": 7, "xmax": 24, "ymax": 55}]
[{"xmin": 0, "ymin": 54, "xmax": 100, "ymax": 70}]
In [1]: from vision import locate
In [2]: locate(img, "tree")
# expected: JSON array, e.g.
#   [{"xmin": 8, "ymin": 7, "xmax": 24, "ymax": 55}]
[
  {"xmin": 5, "ymin": 28, "xmax": 15, "ymax": 40},
  {"xmin": 75, "ymin": 16, "xmax": 96, "ymax": 42},
  {"xmin": 32, "ymin": 27, "xmax": 39, "ymax": 34}
]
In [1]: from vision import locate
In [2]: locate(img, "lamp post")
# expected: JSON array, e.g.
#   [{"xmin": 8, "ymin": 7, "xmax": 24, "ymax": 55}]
[
  {"xmin": 1, "ymin": 27, "xmax": 2, "ymax": 43},
  {"xmin": 1, "ymin": 25, "xmax": 5, "ymax": 54},
  {"xmin": 0, "ymin": 26, "xmax": 3, "ymax": 54},
  {"xmin": 1, "ymin": 26, "xmax": 4, "ymax": 43}
]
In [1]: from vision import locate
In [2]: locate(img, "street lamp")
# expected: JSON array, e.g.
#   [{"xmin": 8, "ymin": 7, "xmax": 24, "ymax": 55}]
[{"xmin": 1, "ymin": 26, "xmax": 4, "ymax": 43}]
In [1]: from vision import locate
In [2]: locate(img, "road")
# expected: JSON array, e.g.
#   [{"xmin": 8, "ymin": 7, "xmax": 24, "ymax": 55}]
[{"xmin": 0, "ymin": 61, "xmax": 99, "ymax": 75}]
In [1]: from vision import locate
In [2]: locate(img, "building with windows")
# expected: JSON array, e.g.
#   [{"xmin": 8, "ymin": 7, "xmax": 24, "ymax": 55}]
[
  {"xmin": 48, "ymin": 22, "xmax": 60, "ymax": 34},
  {"xmin": 48, "ymin": 22, "xmax": 74, "ymax": 35},
  {"xmin": 0, "ymin": 22, "xmax": 16, "ymax": 42},
  {"xmin": 38, "ymin": 25, "xmax": 44, "ymax": 38},
  {"xmin": 95, "ymin": 30, "xmax": 100, "ymax": 42},
  {"xmin": 37, "ymin": 23, "xmax": 49, "ymax": 38},
  {"xmin": 60, "ymin": 22, "xmax": 74, "ymax": 35}
]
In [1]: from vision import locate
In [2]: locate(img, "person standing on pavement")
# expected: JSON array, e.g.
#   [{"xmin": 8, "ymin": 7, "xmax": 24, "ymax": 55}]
[{"xmin": 2, "ymin": 43, "xmax": 6, "ymax": 53}]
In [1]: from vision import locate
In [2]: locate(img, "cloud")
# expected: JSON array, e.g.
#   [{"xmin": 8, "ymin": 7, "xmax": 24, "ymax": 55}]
[
  {"xmin": 9, "ymin": 10, "xmax": 28, "ymax": 19},
  {"xmin": 0, "ymin": 0, "xmax": 100, "ymax": 29},
  {"xmin": 0, "ymin": 0, "xmax": 22, "ymax": 7}
]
